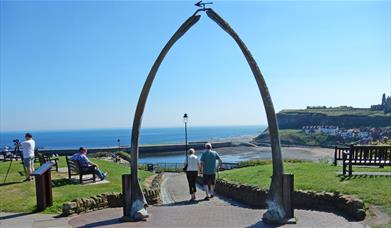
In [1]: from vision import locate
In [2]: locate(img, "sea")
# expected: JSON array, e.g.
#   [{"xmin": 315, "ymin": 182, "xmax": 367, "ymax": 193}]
[
  {"xmin": 0, "ymin": 126, "xmax": 265, "ymax": 149},
  {"xmin": 0, "ymin": 126, "xmax": 266, "ymax": 163}
]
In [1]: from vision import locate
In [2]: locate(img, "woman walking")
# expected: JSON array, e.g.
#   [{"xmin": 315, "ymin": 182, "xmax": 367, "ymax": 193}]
[{"xmin": 184, "ymin": 148, "xmax": 200, "ymax": 202}]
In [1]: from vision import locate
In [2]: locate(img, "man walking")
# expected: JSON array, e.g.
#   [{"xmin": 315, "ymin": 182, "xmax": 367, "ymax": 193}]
[
  {"xmin": 200, "ymin": 143, "xmax": 222, "ymax": 200},
  {"xmin": 21, "ymin": 133, "xmax": 35, "ymax": 181}
]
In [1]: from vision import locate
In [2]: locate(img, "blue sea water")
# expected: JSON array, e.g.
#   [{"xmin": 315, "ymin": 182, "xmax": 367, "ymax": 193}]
[{"xmin": 0, "ymin": 125, "xmax": 265, "ymax": 150}]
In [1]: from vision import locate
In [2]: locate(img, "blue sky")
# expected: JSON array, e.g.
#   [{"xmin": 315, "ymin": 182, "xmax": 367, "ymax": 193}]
[{"xmin": 1, "ymin": 0, "xmax": 390, "ymax": 131}]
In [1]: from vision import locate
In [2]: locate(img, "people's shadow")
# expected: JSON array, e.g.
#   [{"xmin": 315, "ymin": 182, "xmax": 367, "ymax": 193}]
[
  {"xmin": 51, "ymin": 178, "xmax": 78, "ymax": 188},
  {"xmin": 246, "ymin": 221, "xmax": 284, "ymax": 228},
  {"xmin": 158, "ymin": 199, "xmax": 201, "ymax": 207}
]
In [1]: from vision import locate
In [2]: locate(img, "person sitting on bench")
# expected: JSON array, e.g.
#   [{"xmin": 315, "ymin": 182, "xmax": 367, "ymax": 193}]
[{"xmin": 70, "ymin": 147, "xmax": 107, "ymax": 180}]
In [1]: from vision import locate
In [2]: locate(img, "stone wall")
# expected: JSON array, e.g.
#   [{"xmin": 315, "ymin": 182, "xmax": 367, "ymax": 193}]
[
  {"xmin": 198, "ymin": 178, "xmax": 366, "ymax": 221},
  {"xmin": 62, "ymin": 173, "xmax": 163, "ymax": 216}
]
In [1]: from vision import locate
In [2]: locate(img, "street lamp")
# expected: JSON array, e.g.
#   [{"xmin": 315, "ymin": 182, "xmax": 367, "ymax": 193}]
[
  {"xmin": 183, "ymin": 113, "xmax": 188, "ymax": 163},
  {"xmin": 117, "ymin": 139, "xmax": 121, "ymax": 153}
]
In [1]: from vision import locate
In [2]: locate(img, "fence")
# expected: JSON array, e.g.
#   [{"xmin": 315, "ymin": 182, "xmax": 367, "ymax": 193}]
[{"xmin": 143, "ymin": 162, "xmax": 239, "ymax": 172}]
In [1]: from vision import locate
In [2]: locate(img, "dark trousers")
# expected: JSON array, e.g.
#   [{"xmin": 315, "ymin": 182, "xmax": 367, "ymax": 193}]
[{"xmin": 186, "ymin": 171, "xmax": 198, "ymax": 194}]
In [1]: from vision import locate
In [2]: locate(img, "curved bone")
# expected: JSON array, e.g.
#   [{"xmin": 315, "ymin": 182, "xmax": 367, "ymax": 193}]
[
  {"xmin": 128, "ymin": 14, "xmax": 201, "ymax": 220},
  {"xmin": 205, "ymin": 9, "xmax": 285, "ymax": 223},
  {"xmin": 128, "ymin": 8, "xmax": 286, "ymax": 223}
]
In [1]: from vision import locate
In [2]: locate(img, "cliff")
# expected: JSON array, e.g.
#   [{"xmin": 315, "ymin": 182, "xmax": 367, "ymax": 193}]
[{"xmin": 277, "ymin": 108, "xmax": 391, "ymax": 129}]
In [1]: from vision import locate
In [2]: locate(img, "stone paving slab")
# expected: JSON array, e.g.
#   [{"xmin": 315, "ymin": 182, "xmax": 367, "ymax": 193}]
[
  {"xmin": 0, "ymin": 212, "xmax": 70, "ymax": 228},
  {"xmin": 68, "ymin": 207, "xmax": 366, "ymax": 228},
  {"xmin": 68, "ymin": 178, "xmax": 110, "ymax": 185},
  {"xmin": 69, "ymin": 173, "xmax": 367, "ymax": 228}
]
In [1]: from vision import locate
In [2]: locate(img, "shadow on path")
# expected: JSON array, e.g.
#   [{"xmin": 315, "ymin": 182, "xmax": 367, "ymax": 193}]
[
  {"xmin": 73, "ymin": 217, "xmax": 122, "ymax": 228},
  {"xmin": 246, "ymin": 221, "xmax": 284, "ymax": 228},
  {"xmin": 0, "ymin": 212, "xmax": 33, "ymax": 220}
]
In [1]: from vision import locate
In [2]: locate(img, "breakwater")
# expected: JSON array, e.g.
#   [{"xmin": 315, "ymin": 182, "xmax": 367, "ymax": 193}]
[{"xmin": 37, "ymin": 141, "xmax": 235, "ymax": 156}]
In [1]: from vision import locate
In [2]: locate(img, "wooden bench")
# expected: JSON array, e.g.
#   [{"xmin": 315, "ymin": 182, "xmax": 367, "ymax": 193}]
[
  {"xmin": 37, "ymin": 153, "xmax": 59, "ymax": 172},
  {"xmin": 334, "ymin": 146, "xmax": 350, "ymax": 165},
  {"xmin": 65, "ymin": 156, "xmax": 96, "ymax": 184},
  {"xmin": 2, "ymin": 148, "xmax": 21, "ymax": 161},
  {"xmin": 342, "ymin": 145, "xmax": 391, "ymax": 176}
]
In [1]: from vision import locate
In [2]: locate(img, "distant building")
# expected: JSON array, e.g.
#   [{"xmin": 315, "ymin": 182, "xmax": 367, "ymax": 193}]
[
  {"xmin": 370, "ymin": 93, "xmax": 391, "ymax": 114},
  {"xmin": 306, "ymin": 106, "xmax": 327, "ymax": 109},
  {"xmin": 385, "ymin": 96, "xmax": 391, "ymax": 114},
  {"xmin": 320, "ymin": 125, "xmax": 339, "ymax": 135}
]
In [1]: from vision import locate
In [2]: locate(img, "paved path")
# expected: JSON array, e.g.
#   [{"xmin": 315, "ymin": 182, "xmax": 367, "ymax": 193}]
[
  {"xmin": 0, "ymin": 212, "xmax": 69, "ymax": 228},
  {"xmin": 69, "ymin": 173, "xmax": 367, "ymax": 228}
]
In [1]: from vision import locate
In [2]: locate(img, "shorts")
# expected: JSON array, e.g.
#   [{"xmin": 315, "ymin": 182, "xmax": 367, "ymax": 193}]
[
  {"xmin": 23, "ymin": 157, "xmax": 34, "ymax": 168},
  {"xmin": 203, "ymin": 174, "xmax": 216, "ymax": 186}
]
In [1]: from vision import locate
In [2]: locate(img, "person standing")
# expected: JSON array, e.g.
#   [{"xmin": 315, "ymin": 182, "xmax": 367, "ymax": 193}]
[
  {"xmin": 200, "ymin": 143, "xmax": 222, "ymax": 200},
  {"xmin": 21, "ymin": 133, "xmax": 35, "ymax": 181},
  {"xmin": 184, "ymin": 148, "xmax": 200, "ymax": 202}
]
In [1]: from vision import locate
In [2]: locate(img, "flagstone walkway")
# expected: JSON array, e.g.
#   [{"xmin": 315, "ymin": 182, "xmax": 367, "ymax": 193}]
[{"xmin": 68, "ymin": 173, "xmax": 367, "ymax": 228}]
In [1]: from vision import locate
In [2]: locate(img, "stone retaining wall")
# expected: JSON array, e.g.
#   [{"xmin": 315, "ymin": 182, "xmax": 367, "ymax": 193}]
[
  {"xmin": 62, "ymin": 173, "xmax": 163, "ymax": 216},
  {"xmin": 198, "ymin": 177, "xmax": 366, "ymax": 221}
]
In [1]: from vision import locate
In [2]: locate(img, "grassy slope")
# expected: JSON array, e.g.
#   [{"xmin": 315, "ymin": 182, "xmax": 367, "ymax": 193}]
[
  {"xmin": 279, "ymin": 129, "xmax": 335, "ymax": 146},
  {"xmin": 220, "ymin": 162, "xmax": 391, "ymax": 219},
  {"xmin": 0, "ymin": 157, "xmax": 152, "ymax": 214},
  {"xmin": 255, "ymin": 129, "xmax": 336, "ymax": 146}
]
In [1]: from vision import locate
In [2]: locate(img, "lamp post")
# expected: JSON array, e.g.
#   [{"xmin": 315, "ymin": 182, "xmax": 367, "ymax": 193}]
[
  {"xmin": 183, "ymin": 113, "xmax": 188, "ymax": 162},
  {"xmin": 117, "ymin": 139, "xmax": 121, "ymax": 153}
]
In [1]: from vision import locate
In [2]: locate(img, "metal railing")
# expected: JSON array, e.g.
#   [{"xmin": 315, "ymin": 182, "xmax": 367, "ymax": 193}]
[{"xmin": 143, "ymin": 162, "xmax": 239, "ymax": 172}]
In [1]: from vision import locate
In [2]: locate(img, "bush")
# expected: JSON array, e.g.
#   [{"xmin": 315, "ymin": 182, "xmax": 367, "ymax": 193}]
[{"xmin": 115, "ymin": 151, "xmax": 131, "ymax": 162}]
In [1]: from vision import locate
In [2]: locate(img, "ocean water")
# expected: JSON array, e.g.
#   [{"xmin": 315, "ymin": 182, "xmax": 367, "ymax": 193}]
[{"xmin": 0, "ymin": 125, "xmax": 265, "ymax": 150}]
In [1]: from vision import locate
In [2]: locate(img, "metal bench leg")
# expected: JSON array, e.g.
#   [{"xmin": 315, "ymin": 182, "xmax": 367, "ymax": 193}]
[{"xmin": 348, "ymin": 162, "xmax": 352, "ymax": 176}]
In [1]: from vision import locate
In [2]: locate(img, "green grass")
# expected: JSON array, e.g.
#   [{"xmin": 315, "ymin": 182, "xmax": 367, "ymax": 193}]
[
  {"xmin": 220, "ymin": 161, "xmax": 391, "ymax": 226},
  {"xmin": 279, "ymin": 129, "xmax": 335, "ymax": 146},
  {"xmin": 256, "ymin": 129, "xmax": 337, "ymax": 146},
  {"xmin": 0, "ymin": 157, "xmax": 153, "ymax": 214}
]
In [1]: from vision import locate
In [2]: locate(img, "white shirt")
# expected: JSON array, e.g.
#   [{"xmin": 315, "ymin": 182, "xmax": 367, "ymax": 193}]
[
  {"xmin": 21, "ymin": 139, "xmax": 35, "ymax": 158},
  {"xmin": 185, "ymin": 154, "xmax": 199, "ymax": 172}
]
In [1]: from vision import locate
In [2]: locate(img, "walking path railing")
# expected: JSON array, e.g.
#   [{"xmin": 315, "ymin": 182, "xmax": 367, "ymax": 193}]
[{"xmin": 143, "ymin": 162, "xmax": 239, "ymax": 172}]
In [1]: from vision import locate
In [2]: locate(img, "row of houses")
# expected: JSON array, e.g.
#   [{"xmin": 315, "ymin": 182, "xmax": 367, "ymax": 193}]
[
  {"xmin": 302, "ymin": 125, "xmax": 391, "ymax": 142},
  {"xmin": 301, "ymin": 125, "xmax": 339, "ymax": 135}
]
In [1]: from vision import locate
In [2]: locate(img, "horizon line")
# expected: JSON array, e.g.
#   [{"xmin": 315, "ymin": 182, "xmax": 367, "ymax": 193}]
[{"xmin": 0, "ymin": 124, "xmax": 268, "ymax": 133}]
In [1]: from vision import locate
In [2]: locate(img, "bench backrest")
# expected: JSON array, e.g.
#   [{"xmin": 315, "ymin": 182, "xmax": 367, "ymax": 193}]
[
  {"xmin": 37, "ymin": 153, "xmax": 47, "ymax": 165},
  {"xmin": 335, "ymin": 146, "xmax": 349, "ymax": 160},
  {"xmin": 349, "ymin": 145, "xmax": 391, "ymax": 163},
  {"xmin": 66, "ymin": 156, "xmax": 81, "ymax": 174}
]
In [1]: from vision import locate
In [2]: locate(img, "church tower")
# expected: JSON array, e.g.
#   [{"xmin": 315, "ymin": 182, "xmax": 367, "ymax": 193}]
[{"xmin": 382, "ymin": 93, "xmax": 386, "ymax": 106}]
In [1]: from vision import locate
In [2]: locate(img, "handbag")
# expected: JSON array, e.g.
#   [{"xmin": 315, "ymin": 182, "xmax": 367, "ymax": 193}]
[{"xmin": 183, "ymin": 164, "xmax": 188, "ymax": 172}]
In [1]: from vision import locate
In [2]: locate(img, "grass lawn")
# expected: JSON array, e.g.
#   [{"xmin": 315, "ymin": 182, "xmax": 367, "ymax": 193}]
[
  {"xmin": 0, "ymin": 157, "xmax": 153, "ymax": 214},
  {"xmin": 220, "ymin": 161, "xmax": 391, "ymax": 223}
]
